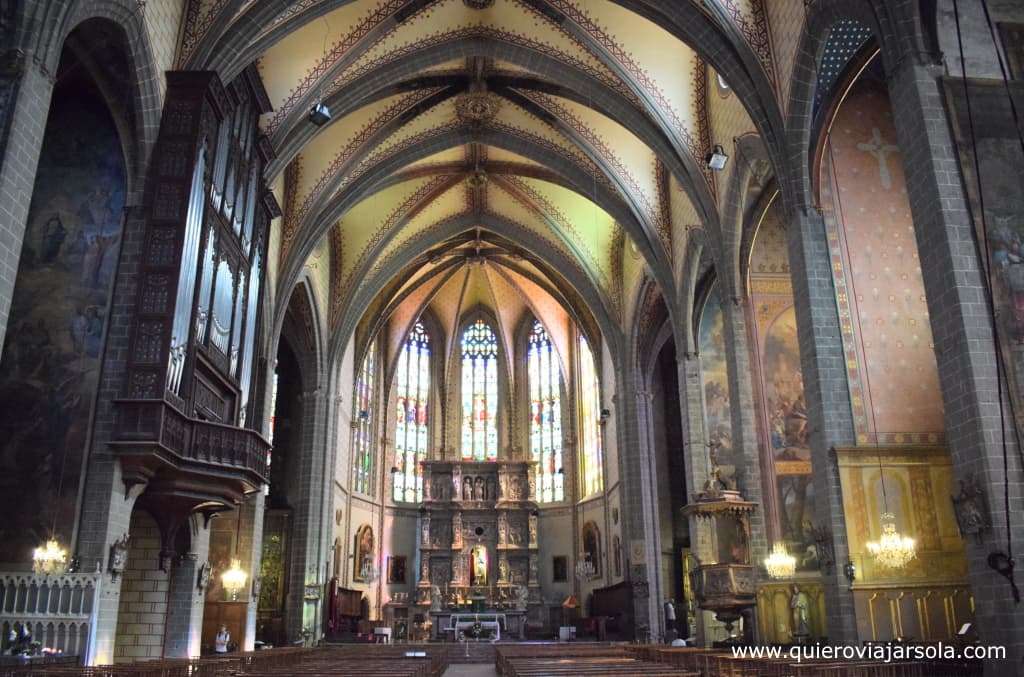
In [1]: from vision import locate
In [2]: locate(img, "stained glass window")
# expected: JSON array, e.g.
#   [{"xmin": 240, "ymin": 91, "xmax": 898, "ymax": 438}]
[
  {"xmin": 353, "ymin": 346, "xmax": 376, "ymax": 496},
  {"xmin": 461, "ymin": 319, "xmax": 499, "ymax": 461},
  {"xmin": 579, "ymin": 335, "xmax": 604, "ymax": 497},
  {"xmin": 529, "ymin": 321, "xmax": 563, "ymax": 502},
  {"xmin": 394, "ymin": 322, "xmax": 430, "ymax": 502}
]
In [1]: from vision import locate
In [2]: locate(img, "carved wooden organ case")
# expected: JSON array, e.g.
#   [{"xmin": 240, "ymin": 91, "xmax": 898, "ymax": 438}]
[{"xmin": 112, "ymin": 68, "xmax": 279, "ymax": 557}]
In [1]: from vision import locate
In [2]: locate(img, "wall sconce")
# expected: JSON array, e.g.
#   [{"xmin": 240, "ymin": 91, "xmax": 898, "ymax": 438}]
[{"xmin": 843, "ymin": 560, "xmax": 856, "ymax": 584}]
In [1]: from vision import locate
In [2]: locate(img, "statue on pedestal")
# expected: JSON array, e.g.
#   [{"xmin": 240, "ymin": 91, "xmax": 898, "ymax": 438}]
[
  {"xmin": 430, "ymin": 585, "xmax": 442, "ymax": 612},
  {"xmin": 790, "ymin": 585, "xmax": 811, "ymax": 642},
  {"xmin": 498, "ymin": 512, "xmax": 508, "ymax": 544},
  {"xmin": 529, "ymin": 513, "xmax": 538, "ymax": 546},
  {"xmin": 514, "ymin": 585, "xmax": 528, "ymax": 611},
  {"xmin": 420, "ymin": 556, "xmax": 430, "ymax": 584},
  {"xmin": 499, "ymin": 556, "xmax": 509, "ymax": 583}
]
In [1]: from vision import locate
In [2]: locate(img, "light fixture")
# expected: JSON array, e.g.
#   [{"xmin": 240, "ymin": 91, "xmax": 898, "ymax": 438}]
[
  {"xmin": 574, "ymin": 553, "xmax": 596, "ymax": 581},
  {"xmin": 706, "ymin": 144, "xmax": 728, "ymax": 171},
  {"xmin": 866, "ymin": 449, "xmax": 916, "ymax": 570},
  {"xmin": 866, "ymin": 513, "xmax": 916, "ymax": 569},
  {"xmin": 308, "ymin": 102, "xmax": 331, "ymax": 126},
  {"xmin": 763, "ymin": 542, "xmax": 796, "ymax": 579},
  {"xmin": 221, "ymin": 504, "xmax": 249, "ymax": 600},
  {"xmin": 221, "ymin": 558, "xmax": 248, "ymax": 600},
  {"xmin": 843, "ymin": 560, "xmax": 857, "ymax": 583},
  {"xmin": 360, "ymin": 558, "xmax": 379, "ymax": 583},
  {"xmin": 33, "ymin": 539, "xmax": 68, "ymax": 576}
]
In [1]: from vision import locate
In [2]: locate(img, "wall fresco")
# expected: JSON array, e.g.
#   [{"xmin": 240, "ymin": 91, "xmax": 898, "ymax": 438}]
[
  {"xmin": 698, "ymin": 284, "xmax": 736, "ymax": 473},
  {"xmin": 0, "ymin": 76, "xmax": 125, "ymax": 564}
]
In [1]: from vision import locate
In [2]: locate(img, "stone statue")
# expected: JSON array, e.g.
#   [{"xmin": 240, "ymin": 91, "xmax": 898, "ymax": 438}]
[
  {"xmin": 529, "ymin": 554, "xmax": 538, "ymax": 582},
  {"xmin": 420, "ymin": 556, "xmax": 430, "ymax": 583},
  {"xmin": 514, "ymin": 585, "xmax": 528, "ymax": 611},
  {"xmin": 453, "ymin": 512, "xmax": 463, "ymax": 547},
  {"xmin": 527, "ymin": 472, "xmax": 536, "ymax": 500},
  {"xmin": 529, "ymin": 514, "xmax": 538, "ymax": 546},
  {"xmin": 790, "ymin": 585, "xmax": 811, "ymax": 640},
  {"xmin": 498, "ymin": 513, "xmax": 508, "ymax": 544},
  {"xmin": 463, "ymin": 477, "xmax": 472, "ymax": 501},
  {"xmin": 474, "ymin": 477, "xmax": 485, "ymax": 500},
  {"xmin": 499, "ymin": 557, "xmax": 509, "ymax": 582},
  {"xmin": 421, "ymin": 519, "xmax": 430, "ymax": 546},
  {"xmin": 430, "ymin": 585, "xmax": 442, "ymax": 612}
]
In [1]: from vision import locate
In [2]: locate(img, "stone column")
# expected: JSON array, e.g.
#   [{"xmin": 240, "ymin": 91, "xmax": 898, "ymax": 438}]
[
  {"xmin": 676, "ymin": 352, "xmax": 719, "ymax": 645},
  {"xmin": 614, "ymin": 361, "xmax": 663, "ymax": 641},
  {"xmin": 0, "ymin": 51, "xmax": 54, "ymax": 351},
  {"xmin": 785, "ymin": 204, "xmax": 859, "ymax": 642},
  {"xmin": 285, "ymin": 387, "xmax": 331, "ymax": 642},
  {"xmin": 887, "ymin": 55, "xmax": 1024, "ymax": 664},
  {"xmin": 163, "ymin": 518, "xmax": 211, "ymax": 659}
]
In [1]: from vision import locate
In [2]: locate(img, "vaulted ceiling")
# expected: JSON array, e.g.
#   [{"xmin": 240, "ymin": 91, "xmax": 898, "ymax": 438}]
[{"xmin": 177, "ymin": 0, "xmax": 787, "ymax": 360}]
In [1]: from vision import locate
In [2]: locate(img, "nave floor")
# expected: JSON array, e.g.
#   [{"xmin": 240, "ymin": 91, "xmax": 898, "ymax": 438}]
[{"xmin": 442, "ymin": 664, "xmax": 499, "ymax": 677}]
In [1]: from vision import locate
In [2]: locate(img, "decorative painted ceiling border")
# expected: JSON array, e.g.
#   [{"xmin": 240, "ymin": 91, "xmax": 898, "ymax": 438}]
[
  {"xmin": 654, "ymin": 160, "xmax": 673, "ymax": 250},
  {"xmin": 496, "ymin": 174, "xmax": 617, "ymax": 297},
  {"xmin": 329, "ymin": 222, "xmax": 345, "ymax": 327},
  {"xmin": 178, "ymin": 0, "xmax": 235, "ymax": 67},
  {"xmin": 292, "ymin": 87, "xmax": 446, "ymax": 227},
  {"xmin": 691, "ymin": 57, "xmax": 716, "ymax": 195},
  {"xmin": 535, "ymin": 0, "xmax": 690, "ymax": 135},
  {"xmin": 280, "ymin": 157, "xmax": 304, "ymax": 268},
  {"xmin": 334, "ymin": 174, "xmax": 462, "ymax": 326},
  {"xmin": 265, "ymin": 0, "xmax": 429, "ymax": 133},
  {"xmin": 718, "ymin": 0, "xmax": 777, "ymax": 91},
  {"xmin": 270, "ymin": 24, "xmax": 631, "ymax": 137},
  {"xmin": 520, "ymin": 90, "xmax": 662, "ymax": 234}
]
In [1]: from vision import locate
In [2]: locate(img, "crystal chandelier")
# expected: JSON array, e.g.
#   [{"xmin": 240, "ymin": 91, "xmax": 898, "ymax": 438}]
[
  {"xmin": 33, "ymin": 539, "xmax": 67, "ymax": 576},
  {"xmin": 867, "ymin": 513, "xmax": 916, "ymax": 569},
  {"xmin": 221, "ymin": 558, "xmax": 248, "ymax": 600},
  {"xmin": 574, "ymin": 554, "xmax": 596, "ymax": 581},
  {"xmin": 360, "ymin": 558, "xmax": 379, "ymax": 583},
  {"xmin": 763, "ymin": 542, "xmax": 796, "ymax": 579}
]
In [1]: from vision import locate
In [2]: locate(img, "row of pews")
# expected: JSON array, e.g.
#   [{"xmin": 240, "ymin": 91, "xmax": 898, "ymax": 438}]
[
  {"xmin": 0, "ymin": 646, "xmax": 445, "ymax": 677},
  {"xmin": 1, "ymin": 643, "xmax": 988, "ymax": 677}
]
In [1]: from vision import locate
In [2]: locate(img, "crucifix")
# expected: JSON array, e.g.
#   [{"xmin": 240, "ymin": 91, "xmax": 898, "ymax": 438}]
[{"xmin": 856, "ymin": 127, "xmax": 899, "ymax": 190}]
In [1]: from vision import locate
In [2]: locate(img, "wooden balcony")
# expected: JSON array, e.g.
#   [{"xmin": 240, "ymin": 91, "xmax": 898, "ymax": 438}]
[{"xmin": 110, "ymin": 399, "xmax": 269, "ymax": 538}]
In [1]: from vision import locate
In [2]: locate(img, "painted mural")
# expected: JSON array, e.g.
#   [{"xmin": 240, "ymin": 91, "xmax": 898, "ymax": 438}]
[
  {"xmin": 698, "ymin": 284, "xmax": 736, "ymax": 473},
  {"xmin": 748, "ymin": 200, "xmax": 817, "ymax": 572},
  {"xmin": 820, "ymin": 74, "xmax": 944, "ymax": 443},
  {"xmin": 0, "ymin": 76, "xmax": 125, "ymax": 564},
  {"xmin": 943, "ymin": 78, "xmax": 1024, "ymax": 443}
]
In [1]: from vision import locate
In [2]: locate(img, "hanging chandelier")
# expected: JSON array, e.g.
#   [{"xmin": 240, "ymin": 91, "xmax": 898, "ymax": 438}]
[
  {"xmin": 867, "ymin": 513, "xmax": 916, "ymax": 569},
  {"xmin": 360, "ymin": 558, "xmax": 379, "ymax": 583},
  {"xmin": 221, "ymin": 558, "xmax": 248, "ymax": 600},
  {"xmin": 32, "ymin": 539, "xmax": 68, "ymax": 576},
  {"xmin": 574, "ymin": 554, "xmax": 596, "ymax": 581},
  {"xmin": 763, "ymin": 542, "xmax": 796, "ymax": 579}
]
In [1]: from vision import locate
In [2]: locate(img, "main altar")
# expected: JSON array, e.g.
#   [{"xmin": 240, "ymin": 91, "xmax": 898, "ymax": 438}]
[{"xmin": 417, "ymin": 459, "xmax": 541, "ymax": 640}]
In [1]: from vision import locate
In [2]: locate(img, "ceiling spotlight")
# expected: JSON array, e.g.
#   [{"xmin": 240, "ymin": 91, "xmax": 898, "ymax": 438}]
[
  {"xmin": 308, "ymin": 102, "xmax": 332, "ymax": 127},
  {"xmin": 705, "ymin": 144, "xmax": 728, "ymax": 171}
]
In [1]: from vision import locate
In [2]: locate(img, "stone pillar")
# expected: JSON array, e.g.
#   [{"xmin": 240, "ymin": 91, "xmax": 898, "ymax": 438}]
[
  {"xmin": 615, "ymin": 362, "xmax": 663, "ymax": 641},
  {"xmin": 285, "ymin": 387, "xmax": 331, "ymax": 642},
  {"xmin": 719, "ymin": 301, "xmax": 769, "ymax": 568},
  {"xmin": 0, "ymin": 51, "xmax": 54, "ymax": 351},
  {"xmin": 242, "ymin": 492, "xmax": 265, "ymax": 651},
  {"xmin": 163, "ymin": 519, "xmax": 211, "ymax": 659},
  {"xmin": 785, "ymin": 204, "xmax": 859, "ymax": 643},
  {"xmin": 887, "ymin": 55, "xmax": 1024, "ymax": 664},
  {"xmin": 676, "ymin": 353, "xmax": 720, "ymax": 645}
]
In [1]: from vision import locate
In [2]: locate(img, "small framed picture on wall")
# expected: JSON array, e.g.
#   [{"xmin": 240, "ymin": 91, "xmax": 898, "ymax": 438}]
[
  {"xmin": 552, "ymin": 556, "xmax": 568, "ymax": 583},
  {"xmin": 387, "ymin": 556, "xmax": 407, "ymax": 584}
]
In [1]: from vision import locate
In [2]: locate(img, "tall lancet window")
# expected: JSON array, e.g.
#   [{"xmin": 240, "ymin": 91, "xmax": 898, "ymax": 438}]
[
  {"xmin": 528, "ymin": 321, "xmax": 563, "ymax": 502},
  {"xmin": 461, "ymin": 319, "xmax": 499, "ymax": 461},
  {"xmin": 394, "ymin": 322, "xmax": 430, "ymax": 502},
  {"xmin": 353, "ymin": 346, "xmax": 376, "ymax": 496},
  {"xmin": 579, "ymin": 335, "xmax": 604, "ymax": 497}
]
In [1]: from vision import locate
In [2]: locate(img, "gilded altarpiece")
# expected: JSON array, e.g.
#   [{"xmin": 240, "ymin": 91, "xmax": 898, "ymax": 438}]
[{"xmin": 836, "ymin": 446, "xmax": 972, "ymax": 642}]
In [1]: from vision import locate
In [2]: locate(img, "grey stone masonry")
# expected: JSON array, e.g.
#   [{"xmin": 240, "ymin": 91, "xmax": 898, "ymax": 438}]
[
  {"xmin": 613, "ymin": 357, "xmax": 663, "ymax": 641},
  {"xmin": 887, "ymin": 55, "xmax": 1024, "ymax": 667},
  {"xmin": 719, "ymin": 301, "xmax": 769, "ymax": 565},
  {"xmin": 163, "ymin": 520, "xmax": 212, "ymax": 659},
  {"xmin": 285, "ymin": 387, "xmax": 331, "ymax": 641},
  {"xmin": 0, "ymin": 54, "xmax": 53, "ymax": 357},
  {"xmin": 785, "ymin": 205, "xmax": 859, "ymax": 643},
  {"xmin": 676, "ymin": 352, "xmax": 721, "ymax": 645}
]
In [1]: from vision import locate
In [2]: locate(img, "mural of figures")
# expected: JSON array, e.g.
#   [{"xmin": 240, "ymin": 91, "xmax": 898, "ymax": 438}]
[
  {"xmin": 749, "ymin": 200, "xmax": 817, "ymax": 572},
  {"xmin": 698, "ymin": 285, "xmax": 736, "ymax": 472},
  {"xmin": 0, "ymin": 70, "xmax": 125, "ymax": 564},
  {"xmin": 778, "ymin": 476, "xmax": 818, "ymax": 571},
  {"xmin": 943, "ymin": 78, "xmax": 1024, "ymax": 442}
]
